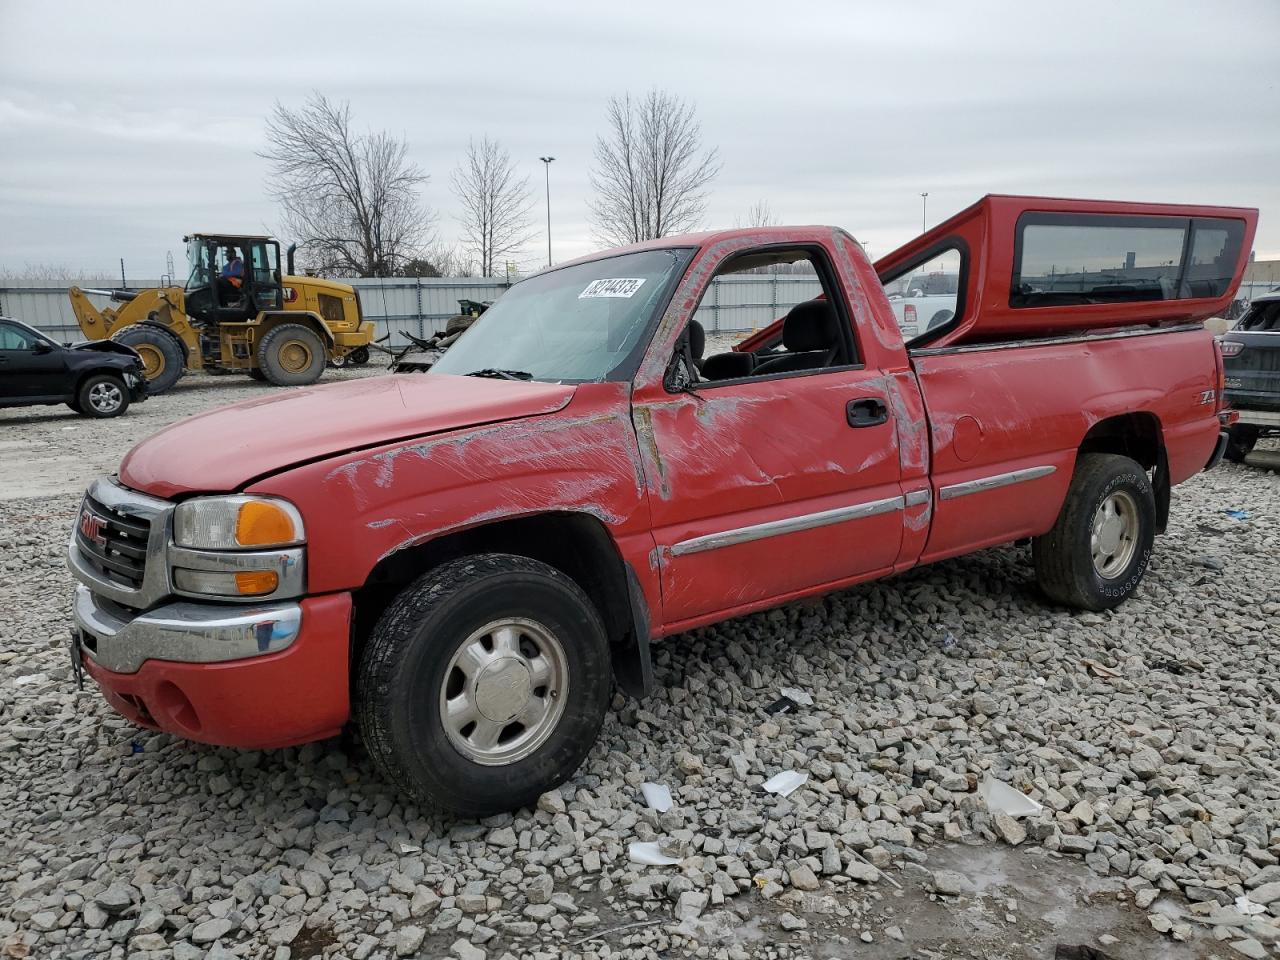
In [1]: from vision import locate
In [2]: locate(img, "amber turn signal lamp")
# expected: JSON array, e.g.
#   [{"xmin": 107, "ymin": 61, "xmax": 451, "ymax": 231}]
[
  {"xmin": 234, "ymin": 571, "xmax": 280, "ymax": 595},
  {"xmin": 236, "ymin": 501, "xmax": 298, "ymax": 546}
]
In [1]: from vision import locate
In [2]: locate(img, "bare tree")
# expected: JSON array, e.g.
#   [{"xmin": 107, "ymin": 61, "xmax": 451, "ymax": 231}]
[
  {"xmin": 735, "ymin": 199, "xmax": 777, "ymax": 228},
  {"xmin": 0, "ymin": 263, "xmax": 115, "ymax": 284},
  {"xmin": 589, "ymin": 89, "xmax": 720, "ymax": 246},
  {"xmin": 450, "ymin": 137, "xmax": 535, "ymax": 277},
  {"xmin": 260, "ymin": 93, "xmax": 435, "ymax": 277}
]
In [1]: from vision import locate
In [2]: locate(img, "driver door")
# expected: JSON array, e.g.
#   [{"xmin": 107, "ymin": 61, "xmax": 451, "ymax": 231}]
[
  {"xmin": 246, "ymin": 241, "xmax": 282, "ymax": 312},
  {"xmin": 0, "ymin": 321, "xmax": 66, "ymax": 399},
  {"xmin": 631, "ymin": 238, "xmax": 906, "ymax": 629}
]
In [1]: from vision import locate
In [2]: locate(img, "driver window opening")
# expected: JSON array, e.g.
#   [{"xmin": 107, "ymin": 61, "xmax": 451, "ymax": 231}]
[{"xmin": 678, "ymin": 247, "xmax": 857, "ymax": 386}]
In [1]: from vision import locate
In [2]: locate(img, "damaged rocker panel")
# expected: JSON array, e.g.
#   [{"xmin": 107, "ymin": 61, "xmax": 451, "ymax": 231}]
[{"xmin": 670, "ymin": 494, "xmax": 905, "ymax": 557}]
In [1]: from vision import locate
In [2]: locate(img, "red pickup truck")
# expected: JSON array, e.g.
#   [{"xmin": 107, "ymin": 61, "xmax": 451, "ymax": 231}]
[{"xmin": 68, "ymin": 195, "xmax": 1256, "ymax": 814}]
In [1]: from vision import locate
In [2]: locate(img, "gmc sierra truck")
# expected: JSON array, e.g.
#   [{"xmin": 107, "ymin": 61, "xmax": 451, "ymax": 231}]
[{"xmin": 68, "ymin": 195, "xmax": 1255, "ymax": 815}]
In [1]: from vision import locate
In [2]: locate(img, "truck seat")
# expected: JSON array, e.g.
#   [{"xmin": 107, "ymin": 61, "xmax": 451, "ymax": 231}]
[{"xmin": 752, "ymin": 300, "xmax": 840, "ymax": 375}]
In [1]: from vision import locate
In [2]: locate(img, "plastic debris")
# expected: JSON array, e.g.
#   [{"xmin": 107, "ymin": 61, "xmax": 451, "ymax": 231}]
[
  {"xmin": 640, "ymin": 782, "xmax": 672, "ymax": 813},
  {"xmin": 777, "ymin": 687, "xmax": 813, "ymax": 707},
  {"xmin": 978, "ymin": 775, "xmax": 1044, "ymax": 817},
  {"xmin": 130, "ymin": 740, "xmax": 144, "ymax": 755},
  {"xmin": 627, "ymin": 841, "xmax": 682, "ymax": 866},
  {"xmin": 941, "ymin": 631, "xmax": 958, "ymax": 650},
  {"xmin": 1235, "ymin": 896, "xmax": 1266, "ymax": 916},
  {"xmin": 764, "ymin": 696, "xmax": 801, "ymax": 715},
  {"xmin": 1225, "ymin": 509, "xmax": 1250, "ymax": 520},
  {"xmin": 1083, "ymin": 658, "xmax": 1120, "ymax": 679},
  {"xmin": 762, "ymin": 770, "xmax": 809, "ymax": 797},
  {"xmin": 12, "ymin": 674, "xmax": 46, "ymax": 686},
  {"xmin": 397, "ymin": 841, "xmax": 421, "ymax": 854}
]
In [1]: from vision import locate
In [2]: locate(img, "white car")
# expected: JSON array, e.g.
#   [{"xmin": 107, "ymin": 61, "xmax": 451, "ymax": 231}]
[{"xmin": 884, "ymin": 271, "xmax": 959, "ymax": 340}]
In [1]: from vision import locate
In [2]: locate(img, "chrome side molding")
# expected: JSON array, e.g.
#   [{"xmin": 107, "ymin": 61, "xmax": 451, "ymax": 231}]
[
  {"xmin": 938, "ymin": 465, "xmax": 1057, "ymax": 501},
  {"xmin": 671, "ymin": 495, "xmax": 905, "ymax": 557}
]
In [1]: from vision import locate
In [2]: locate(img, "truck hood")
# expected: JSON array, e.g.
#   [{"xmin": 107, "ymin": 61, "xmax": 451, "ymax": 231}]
[{"xmin": 119, "ymin": 374, "xmax": 576, "ymax": 498}]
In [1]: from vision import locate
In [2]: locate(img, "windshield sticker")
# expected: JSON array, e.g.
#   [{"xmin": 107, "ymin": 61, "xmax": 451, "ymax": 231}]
[{"xmin": 579, "ymin": 278, "xmax": 646, "ymax": 299}]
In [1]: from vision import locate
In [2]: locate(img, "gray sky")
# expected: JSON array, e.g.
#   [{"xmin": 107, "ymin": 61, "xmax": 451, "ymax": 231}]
[{"xmin": 2, "ymin": 0, "xmax": 1278, "ymax": 279}]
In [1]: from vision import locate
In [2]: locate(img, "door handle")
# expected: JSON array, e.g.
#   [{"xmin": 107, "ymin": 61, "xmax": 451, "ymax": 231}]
[{"xmin": 846, "ymin": 397, "xmax": 889, "ymax": 427}]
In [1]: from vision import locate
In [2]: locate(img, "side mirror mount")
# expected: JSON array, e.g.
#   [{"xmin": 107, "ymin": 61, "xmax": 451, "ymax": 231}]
[
  {"xmin": 33, "ymin": 341, "xmax": 53, "ymax": 354},
  {"xmin": 664, "ymin": 331, "xmax": 700, "ymax": 395}
]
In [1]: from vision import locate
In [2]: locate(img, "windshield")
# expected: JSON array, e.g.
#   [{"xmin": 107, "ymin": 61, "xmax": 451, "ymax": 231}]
[
  {"xmin": 431, "ymin": 248, "xmax": 692, "ymax": 382},
  {"xmin": 185, "ymin": 239, "xmax": 210, "ymax": 291}
]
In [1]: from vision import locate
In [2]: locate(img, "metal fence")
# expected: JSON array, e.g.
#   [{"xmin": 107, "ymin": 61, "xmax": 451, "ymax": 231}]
[
  {"xmin": 9, "ymin": 272, "xmax": 1273, "ymax": 347},
  {"xmin": 0, "ymin": 274, "xmax": 826, "ymax": 347}
]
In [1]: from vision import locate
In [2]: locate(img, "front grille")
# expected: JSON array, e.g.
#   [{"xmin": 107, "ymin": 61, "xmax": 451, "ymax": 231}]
[{"xmin": 76, "ymin": 496, "xmax": 151, "ymax": 590}]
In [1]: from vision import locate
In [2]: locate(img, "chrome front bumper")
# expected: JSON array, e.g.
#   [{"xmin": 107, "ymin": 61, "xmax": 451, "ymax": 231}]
[{"xmin": 72, "ymin": 584, "xmax": 302, "ymax": 674}]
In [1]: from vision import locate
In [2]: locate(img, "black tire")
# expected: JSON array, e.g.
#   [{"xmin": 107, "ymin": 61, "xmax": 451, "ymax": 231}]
[
  {"xmin": 111, "ymin": 325, "xmax": 184, "ymax": 394},
  {"xmin": 256, "ymin": 323, "xmax": 327, "ymax": 386},
  {"xmin": 356, "ymin": 554, "xmax": 611, "ymax": 816},
  {"xmin": 247, "ymin": 369, "xmax": 268, "ymax": 382},
  {"xmin": 76, "ymin": 374, "xmax": 130, "ymax": 418},
  {"xmin": 1033, "ymin": 453, "xmax": 1156, "ymax": 611},
  {"xmin": 1224, "ymin": 425, "xmax": 1258, "ymax": 464},
  {"xmin": 66, "ymin": 400, "xmax": 82, "ymax": 414},
  {"xmin": 445, "ymin": 314, "xmax": 476, "ymax": 335},
  {"xmin": 348, "ymin": 346, "xmax": 370, "ymax": 366}
]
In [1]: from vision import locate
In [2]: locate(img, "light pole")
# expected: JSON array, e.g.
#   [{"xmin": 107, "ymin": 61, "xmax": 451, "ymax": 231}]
[
  {"xmin": 920, "ymin": 192, "xmax": 928, "ymax": 233},
  {"xmin": 539, "ymin": 156, "xmax": 555, "ymax": 267}
]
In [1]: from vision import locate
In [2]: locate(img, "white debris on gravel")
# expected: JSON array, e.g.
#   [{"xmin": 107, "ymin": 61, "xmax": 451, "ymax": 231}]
[{"xmin": 0, "ymin": 374, "xmax": 1278, "ymax": 958}]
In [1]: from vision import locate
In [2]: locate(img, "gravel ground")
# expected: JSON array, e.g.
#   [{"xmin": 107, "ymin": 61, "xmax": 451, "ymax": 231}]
[{"xmin": 1, "ymin": 370, "xmax": 1278, "ymax": 960}]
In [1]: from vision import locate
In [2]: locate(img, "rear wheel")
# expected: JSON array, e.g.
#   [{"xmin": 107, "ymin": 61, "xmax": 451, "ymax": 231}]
[
  {"xmin": 111, "ymin": 325, "xmax": 184, "ymax": 394},
  {"xmin": 247, "ymin": 369, "xmax": 268, "ymax": 382},
  {"xmin": 1033, "ymin": 453, "xmax": 1155, "ymax": 611},
  {"xmin": 356, "ymin": 554, "xmax": 612, "ymax": 815},
  {"xmin": 348, "ymin": 346, "xmax": 370, "ymax": 366},
  {"xmin": 76, "ymin": 374, "xmax": 130, "ymax": 418},
  {"xmin": 256, "ymin": 323, "xmax": 327, "ymax": 386},
  {"xmin": 1224, "ymin": 425, "xmax": 1258, "ymax": 464}
]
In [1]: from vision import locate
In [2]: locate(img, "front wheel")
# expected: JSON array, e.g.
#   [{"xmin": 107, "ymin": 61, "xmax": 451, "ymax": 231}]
[
  {"xmin": 1033, "ymin": 453, "xmax": 1155, "ymax": 611},
  {"xmin": 76, "ymin": 374, "xmax": 130, "ymax": 418},
  {"xmin": 356, "ymin": 554, "xmax": 612, "ymax": 815}
]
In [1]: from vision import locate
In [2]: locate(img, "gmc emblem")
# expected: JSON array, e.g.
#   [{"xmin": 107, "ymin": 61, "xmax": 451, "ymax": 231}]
[{"xmin": 79, "ymin": 509, "xmax": 107, "ymax": 546}]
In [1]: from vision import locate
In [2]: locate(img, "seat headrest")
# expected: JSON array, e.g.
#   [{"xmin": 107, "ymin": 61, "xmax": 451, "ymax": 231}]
[
  {"xmin": 783, "ymin": 300, "xmax": 840, "ymax": 352},
  {"xmin": 685, "ymin": 319, "xmax": 705, "ymax": 361}
]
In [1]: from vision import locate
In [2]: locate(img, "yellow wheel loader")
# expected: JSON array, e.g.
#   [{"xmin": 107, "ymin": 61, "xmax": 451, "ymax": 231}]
[{"xmin": 69, "ymin": 233, "xmax": 376, "ymax": 393}]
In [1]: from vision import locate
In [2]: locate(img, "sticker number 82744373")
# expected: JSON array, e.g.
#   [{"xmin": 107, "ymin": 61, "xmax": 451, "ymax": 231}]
[{"xmin": 579, "ymin": 278, "xmax": 646, "ymax": 299}]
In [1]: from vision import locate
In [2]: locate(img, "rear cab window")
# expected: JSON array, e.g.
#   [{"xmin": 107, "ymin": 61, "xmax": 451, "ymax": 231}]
[{"xmin": 881, "ymin": 247, "xmax": 965, "ymax": 343}]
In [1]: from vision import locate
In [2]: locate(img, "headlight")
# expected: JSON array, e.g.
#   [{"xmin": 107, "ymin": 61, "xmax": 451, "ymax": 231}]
[{"xmin": 174, "ymin": 496, "xmax": 305, "ymax": 550}]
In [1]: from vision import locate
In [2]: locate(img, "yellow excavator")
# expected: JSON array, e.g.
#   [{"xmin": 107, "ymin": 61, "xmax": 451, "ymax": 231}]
[{"xmin": 69, "ymin": 233, "xmax": 375, "ymax": 393}]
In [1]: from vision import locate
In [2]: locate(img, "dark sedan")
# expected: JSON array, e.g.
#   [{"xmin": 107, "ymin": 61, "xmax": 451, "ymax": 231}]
[{"xmin": 0, "ymin": 316, "xmax": 147, "ymax": 418}]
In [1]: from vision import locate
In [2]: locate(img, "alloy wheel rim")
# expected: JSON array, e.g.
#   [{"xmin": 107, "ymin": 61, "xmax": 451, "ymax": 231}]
[
  {"xmin": 1091, "ymin": 490, "xmax": 1139, "ymax": 578},
  {"xmin": 88, "ymin": 382, "xmax": 122, "ymax": 413},
  {"xmin": 439, "ymin": 617, "xmax": 568, "ymax": 766}
]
